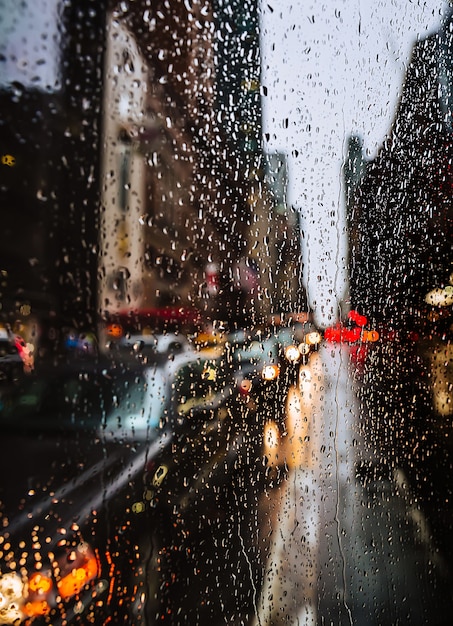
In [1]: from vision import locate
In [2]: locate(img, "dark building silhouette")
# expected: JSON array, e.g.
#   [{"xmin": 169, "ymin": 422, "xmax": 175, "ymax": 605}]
[
  {"xmin": 0, "ymin": 0, "xmax": 106, "ymax": 345},
  {"xmin": 349, "ymin": 9, "xmax": 453, "ymax": 332}
]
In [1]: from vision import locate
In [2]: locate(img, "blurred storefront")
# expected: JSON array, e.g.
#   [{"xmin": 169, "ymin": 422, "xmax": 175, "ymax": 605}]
[{"xmin": 98, "ymin": 1, "xmax": 303, "ymax": 341}]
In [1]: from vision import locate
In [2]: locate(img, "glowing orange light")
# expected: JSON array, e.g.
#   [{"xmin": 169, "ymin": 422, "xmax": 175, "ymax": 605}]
[
  {"xmin": 264, "ymin": 421, "xmax": 279, "ymax": 449},
  {"xmin": 106, "ymin": 324, "xmax": 123, "ymax": 338},
  {"xmin": 28, "ymin": 573, "xmax": 53, "ymax": 594},
  {"xmin": 1, "ymin": 154, "xmax": 15, "ymax": 167},
  {"xmin": 57, "ymin": 557, "xmax": 98, "ymax": 599},
  {"xmin": 362, "ymin": 329, "xmax": 380, "ymax": 342},
  {"xmin": 23, "ymin": 600, "xmax": 51, "ymax": 617}
]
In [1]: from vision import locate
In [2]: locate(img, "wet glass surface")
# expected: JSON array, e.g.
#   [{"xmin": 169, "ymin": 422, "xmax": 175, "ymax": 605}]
[{"xmin": 0, "ymin": 1, "xmax": 452, "ymax": 624}]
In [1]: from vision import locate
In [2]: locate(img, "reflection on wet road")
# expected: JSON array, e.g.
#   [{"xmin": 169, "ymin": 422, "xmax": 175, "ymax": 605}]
[{"xmin": 253, "ymin": 344, "xmax": 453, "ymax": 626}]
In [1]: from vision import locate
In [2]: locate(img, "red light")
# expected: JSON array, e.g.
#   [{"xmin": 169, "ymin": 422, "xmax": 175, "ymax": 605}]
[
  {"xmin": 324, "ymin": 325, "xmax": 342, "ymax": 342},
  {"xmin": 344, "ymin": 327, "xmax": 362, "ymax": 342},
  {"xmin": 348, "ymin": 310, "xmax": 368, "ymax": 327},
  {"xmin": 324, "ymin": 325, "xmax": 361, "ymax": 343}
]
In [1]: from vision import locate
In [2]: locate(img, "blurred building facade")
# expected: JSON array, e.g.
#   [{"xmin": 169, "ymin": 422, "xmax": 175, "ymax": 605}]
[
  {"xmin": 99, "ymin": 0, "xmax": 303, "ymax": 334},
  {"xmin": 0, "ymin": 0, "xmax": 304, "ymax": 354}
]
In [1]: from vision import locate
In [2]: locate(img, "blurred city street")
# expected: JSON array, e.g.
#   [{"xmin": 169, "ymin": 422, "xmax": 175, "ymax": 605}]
[
  {"xmin": 1, "ymin": 2, "xmax": 453, "ymax": 624},
  {"xmin": 1, "ymin": 328, "xmax": 453, "ymax": 625},
  {"xmin": 251, "ymin": 343, "xmax": 453, "ymax": 626}
]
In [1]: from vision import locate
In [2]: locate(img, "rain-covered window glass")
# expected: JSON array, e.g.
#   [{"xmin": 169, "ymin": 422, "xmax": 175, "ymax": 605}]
[{"xmin": 1, "ymin": 0, "xmax": 453, "ymax": 624}]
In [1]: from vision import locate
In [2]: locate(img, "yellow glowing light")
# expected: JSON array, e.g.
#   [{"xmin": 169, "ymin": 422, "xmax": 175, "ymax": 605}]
[
  {"xmin": 0, "ymin": 572, "xmax": 25, "ymax": 623},
  {"xmin": 425, "ymin": 286, "xmax": 453, "ymax": 307},
  {"xmin": 28, "ymin": 573, "xmax": 52, "ymax": 594},
  {"xmin": 1, "ymin": 154, "xmax": 15, "ymax": 166},
  {"xmin": 202, "ymin": 366, "xmax": 217, "ymax": 381},
  {"xmin": 19, "ymin": 304, "xmax": 31, "ymax": 316},
  {"xmin": 264, "ymin": 421, "xmax": 279, "ymax": 450},
  {"xmin": 306, "ymin": 331, "xmax": 322, "ymax": 345},
  {"xmin": 0, "ymin": 572, "xmax": 24, "ymax": 600},
  {"xmin": 132, "ymin": 501, "xmax": 146, "ymax": 514},
  {"xmin": 152, "ymin": 465, "xmax": 168, "ymax": 487},
  {"xmin": 298, "ymin": 342, "xmax": 310, "ymax": 355},
  {"xmin": 263, "ymin": 421, "xmax": 280, "ymax": 467}
]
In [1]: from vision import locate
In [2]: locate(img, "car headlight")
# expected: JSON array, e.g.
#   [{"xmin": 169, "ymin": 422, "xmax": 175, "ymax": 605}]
[
  {"xmin": 298, "ymin": 342, "xmax": 311, "ymax": 356},
  {"xmin": 425, "ymin": 286, "xmax": 453, "ymax": 307},
  {"xmin": 284, "ymin": 345, "xmax": 300, "ymax": 363},
  {"xmin": 262, "ymin": 364, "xmax": 280, "ymax": 381},
  {"xmin": 305, "ymin": 331, "xmax": 322, "ymax": 346},
  {"xmin": 0, "ymin": 572, "xmax": 26, "ymax": 623}
]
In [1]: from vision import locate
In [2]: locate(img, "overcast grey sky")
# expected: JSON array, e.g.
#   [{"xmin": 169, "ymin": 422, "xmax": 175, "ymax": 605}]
[
  {"xmin": 260, "ymin": 0, "xmax": 448, "ymax": 327},
  {"xmin": 0, "ymin": 0, "xmax": 61, "ymax": 90}
]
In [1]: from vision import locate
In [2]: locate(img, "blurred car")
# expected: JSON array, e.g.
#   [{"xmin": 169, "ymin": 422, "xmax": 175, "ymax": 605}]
[
  {"xmin": 223, "ymin": 319, "xmax": 322, "ymax": 481},
  {"xmin": 142, "ymin": 318, "xmax": 322, "ymax": 511},
  {"xmin": 227, "ymin": 319, "xmax": 321, "ymax": 406},
  {"xmin": 99, "ymin": 307, "xmax": 201, "ymax": 356},
  {"xmin": 122, "ymin": 331, "xmax": 191, "ymax": 357},
  {"xmin": 104, "ymin": 330, "xmax": 193, "ymax": 366},
  {"xmin": 0, "ymin": 360, "xmax": 170, "ymax": 625},
  {"xmin": 124, "ymin": 344, "xmax": 258, "ymax": 522},
  {"xmin": 0, "ymin": 344, "xmax": 244, "ymax": 625},
  {"xmin": 99, "ymin": 343, "xmax": 234, "ymax": 441}
]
